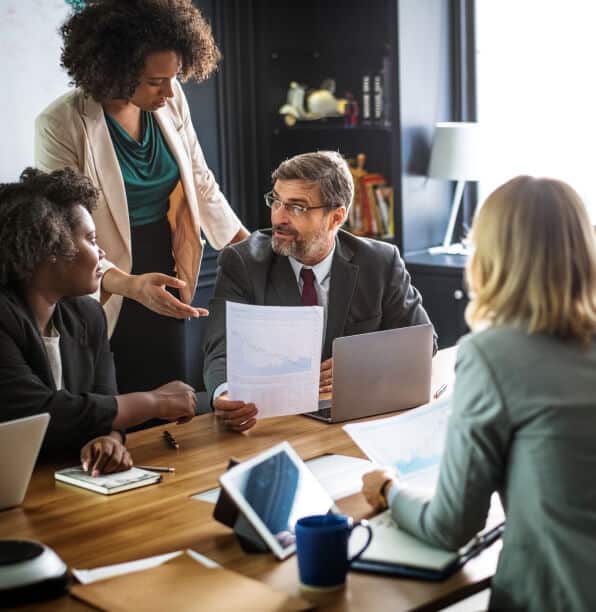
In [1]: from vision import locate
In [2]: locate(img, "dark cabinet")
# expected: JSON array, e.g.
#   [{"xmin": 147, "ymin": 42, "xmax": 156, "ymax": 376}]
[
  {"xmin": 213, "ymin": 1, "xmax": 465, "ymax": 344},
  {"xmin": 405, "ymin": 252, "xmax": 469, "ymax": 349},
  {"xmin": 216, "ymin": 1, "xmax": 455, "ymax": 250}
]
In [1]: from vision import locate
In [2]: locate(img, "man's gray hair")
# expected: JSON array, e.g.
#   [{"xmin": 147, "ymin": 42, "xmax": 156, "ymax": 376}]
[{"xmin": 271, "ymin": 151, "xmax": 354, "ymax": 212}]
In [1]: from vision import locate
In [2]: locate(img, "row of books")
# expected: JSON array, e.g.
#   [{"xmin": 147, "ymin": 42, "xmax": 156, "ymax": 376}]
[
  {"xmin": 347, "ymin": 155, "xmax": 395, "ymax": 239},
  {"xmin": 361, "ymin": 55, "xmax": 392, "ymax": 126}
]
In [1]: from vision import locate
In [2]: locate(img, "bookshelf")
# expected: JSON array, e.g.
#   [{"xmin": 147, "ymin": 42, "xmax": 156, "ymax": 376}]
[
  {"xmin": 212, "ymin": 0, "xmax": 466, "ymax": 345},
  {"xmin": 221, "ymin": 0, "xmax": 455, "ymax": 256},
  {"xmin": 248, "ymin": 0, "xmax": 402, "ymax": 236}
]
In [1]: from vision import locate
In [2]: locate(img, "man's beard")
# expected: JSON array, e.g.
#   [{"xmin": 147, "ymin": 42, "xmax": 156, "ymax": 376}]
[{"xmin": 271, "ymin": 223, "xmax": 330, "ymax": 262}]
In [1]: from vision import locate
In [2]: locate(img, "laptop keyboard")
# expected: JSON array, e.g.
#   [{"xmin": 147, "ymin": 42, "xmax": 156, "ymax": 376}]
[{"xmin": 308, "ymin": 407, "xmax": 331, "ymax": 419}]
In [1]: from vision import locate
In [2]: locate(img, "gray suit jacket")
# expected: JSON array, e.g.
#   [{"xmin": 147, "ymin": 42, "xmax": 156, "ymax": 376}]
[
  {"xmin": 391, "ymin": 326, "xmax": 596, "ymax": 612},
  {"xmin": 203, "ymin": 229, "xmax": 435, "ymax": 398}
]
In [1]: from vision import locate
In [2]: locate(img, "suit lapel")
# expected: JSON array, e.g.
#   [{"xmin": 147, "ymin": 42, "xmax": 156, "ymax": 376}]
[
  {"xmin": 154, "ymin": 107, "xmax": 200, "ymax": 229},
  {"xmin": 323, "ymin": 238, "xmax": 358, "ymax": 358},
  {"xmin": 268, "ymin": 255, "xmax": 302, "ymax": 306},
  {"xmin": 54, "ymin": 305, "xmax": 82, "ymax": 393},
  {"xmin": 80, "ymin": 95, "xmax": 130, "ymax": 251}
]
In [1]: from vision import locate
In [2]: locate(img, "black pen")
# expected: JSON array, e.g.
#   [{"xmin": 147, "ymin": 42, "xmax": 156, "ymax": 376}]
[
  {"xmin": 460, "ymin": 522, "xmax": 505, "ymax": 560},
  {"xmin": 163, "ymin": 430, "xmax": 179, "ymax": 450}
]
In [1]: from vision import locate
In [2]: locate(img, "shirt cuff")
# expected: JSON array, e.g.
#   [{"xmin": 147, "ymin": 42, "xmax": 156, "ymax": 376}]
[
  {"xmin": 386, "ymin": 482, "xmax": 402, "ymax": 508},
  {"xmin": 212, "ymin": 382, "xmax": 229, "ymax": 405}
]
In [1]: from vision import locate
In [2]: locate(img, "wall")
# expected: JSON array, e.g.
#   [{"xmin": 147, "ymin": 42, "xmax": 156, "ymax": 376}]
[
  {"xmin": 0, "ymin": 0, "xmax": 71, "ymax": 181},
  {"xmin": 398, "ymin": 0, "xmax": 454, "ymax": 253}
]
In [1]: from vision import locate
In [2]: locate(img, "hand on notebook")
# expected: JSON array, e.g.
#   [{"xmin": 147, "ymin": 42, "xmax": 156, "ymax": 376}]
[
  {"xmin": 213, "ymin": 393, "xmax": 257, "ymax": 432},
  {"xmin": 362, "ymin": 469, "xmax": 398, "ymax": 511},
  {"xmin": 319, "ymin": 358, "xmax": 333, "ymax": 394},
  {"xmin": 80, "ymin": 434, "xmax": 133, "ymax": 477}
]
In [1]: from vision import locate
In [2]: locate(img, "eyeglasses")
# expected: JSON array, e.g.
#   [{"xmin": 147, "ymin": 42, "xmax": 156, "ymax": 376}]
[{"xmin": 264, "ymin": 192, "xmax": 339, "ymax": 217}]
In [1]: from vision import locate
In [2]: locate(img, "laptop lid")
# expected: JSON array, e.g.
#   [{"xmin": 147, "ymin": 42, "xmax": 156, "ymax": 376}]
[
  {"xmin": 328, "ymin": 324, "xmax": 433, "ymax": 423},
  {"xmin": 0, "ymin": 413, "xmax": 49, "ymax": 510}
]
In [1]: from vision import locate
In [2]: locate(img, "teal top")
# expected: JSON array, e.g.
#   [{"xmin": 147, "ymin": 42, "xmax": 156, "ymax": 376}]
[{"xmin": 104, "ymin": 111, "xmax": 180, "ymax": 227}]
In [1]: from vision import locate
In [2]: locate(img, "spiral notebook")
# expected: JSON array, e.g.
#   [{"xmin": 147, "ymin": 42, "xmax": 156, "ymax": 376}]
[{"xmin": 54, "ymin": 467, "xmax": 161, "ymax": 495}]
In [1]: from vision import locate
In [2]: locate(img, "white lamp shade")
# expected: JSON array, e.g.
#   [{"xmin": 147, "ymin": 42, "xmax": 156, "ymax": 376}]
[{"xmin": 428, "ymin": 122, "xmax": 482, "ymax": 181}]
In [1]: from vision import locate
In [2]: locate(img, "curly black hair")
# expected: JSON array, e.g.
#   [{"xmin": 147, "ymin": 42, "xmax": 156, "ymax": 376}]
[
  {"xmin": 60, "ymin": 0, "xmax": 221, "ymax": 102},
  {"xmin": 0, "ymin": 167, "xmax": 98, "ymax": 287}
]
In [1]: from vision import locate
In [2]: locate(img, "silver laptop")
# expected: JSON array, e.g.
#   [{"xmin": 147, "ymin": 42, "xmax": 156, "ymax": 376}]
[
  {"xmin": 0, "ymin": 413, "xmax": 49, "ymax": 510},
  {"xmin": 306, "ymin": 324, "xmax": 433, "ymax": 423}
]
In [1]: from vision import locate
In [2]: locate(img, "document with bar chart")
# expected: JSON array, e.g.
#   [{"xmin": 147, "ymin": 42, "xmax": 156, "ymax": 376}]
[
  {"xmin": 226, "ymin": 302, "xmax": 323, "ymax": 418},
  {"xmin": 343, "ymin": 395, "xmax": 452, "ymax": 491}
]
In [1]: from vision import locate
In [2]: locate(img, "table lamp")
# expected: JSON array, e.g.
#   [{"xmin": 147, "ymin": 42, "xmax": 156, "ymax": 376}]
[{"xmin": 427, "ymin": 122, "xmax": 481, "ymax": 254}]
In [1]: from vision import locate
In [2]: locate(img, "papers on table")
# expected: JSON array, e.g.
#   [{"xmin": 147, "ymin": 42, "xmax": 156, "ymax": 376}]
[
  {"xmin": 72, "ymin": 549, "xmax": 219, "ymax": 584},
  {"xmin": 305, "ymin": 454, "xmax": 373, "ymax": 500},
  {"xmin": 191, "ymin": 454, "xmax": 373, "ymax": 504},
  {"xmin": 343, "ymin": 395, "xmax": 452, "ymax": 491},
  {"xmin": 226, "ymin": 302, "xmax": 324, "ymax": 418}
]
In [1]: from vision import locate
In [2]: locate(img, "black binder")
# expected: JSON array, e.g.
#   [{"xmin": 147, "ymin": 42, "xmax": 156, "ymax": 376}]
[{"xmin": 351, "ymin": 522, "xmax": 505, "ymax": 582}]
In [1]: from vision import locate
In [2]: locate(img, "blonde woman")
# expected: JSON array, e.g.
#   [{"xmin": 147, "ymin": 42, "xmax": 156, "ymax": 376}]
[{"xmin": 362, "ymin": 176, "xmax": 596, "ymax": 611}]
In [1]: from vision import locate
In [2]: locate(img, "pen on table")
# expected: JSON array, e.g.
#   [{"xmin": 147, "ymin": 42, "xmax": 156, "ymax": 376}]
[
  {"xmin": 433, "ymin": 383, "xmax": 448, "ymax": 400},
  {"xmin": 136, "ymin": 465, "xmax": 176, "ymax": 473},
  {"xmin": 163, "ymin": 430, "xmax": 179, "ymax": 450}
]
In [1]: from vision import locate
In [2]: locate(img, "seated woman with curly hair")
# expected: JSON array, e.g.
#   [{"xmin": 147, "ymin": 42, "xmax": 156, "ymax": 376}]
[
  {"xmin": 35, "ymin": 0, "xmax": 249, "ymax": 394},
  {"xmin": 362, "ymin": 176, "xmax": 596, "ymax": 611},
  {"xmin": 0, "ymin": 168, "xmax": 197, "ymax": 474}
]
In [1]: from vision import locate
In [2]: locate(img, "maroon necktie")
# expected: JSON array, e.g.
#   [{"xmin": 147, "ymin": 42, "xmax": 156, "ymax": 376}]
[{"xmin": 300, "ymin": 268, "xmax": 318, "ymax": 306}]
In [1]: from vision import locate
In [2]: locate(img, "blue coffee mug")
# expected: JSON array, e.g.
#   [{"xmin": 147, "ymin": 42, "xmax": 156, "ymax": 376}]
[{"xmin": 295, "ymin": 513, "xmax": 373, "ymax": 590}]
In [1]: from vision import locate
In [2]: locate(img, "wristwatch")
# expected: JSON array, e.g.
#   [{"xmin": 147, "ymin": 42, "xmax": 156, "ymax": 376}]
[{"xmin": 379, "ymin": 478, "xmax": 394, "ymax": 509}]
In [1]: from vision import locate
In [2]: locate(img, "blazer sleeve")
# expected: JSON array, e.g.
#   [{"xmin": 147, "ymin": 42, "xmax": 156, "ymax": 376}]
[
  {"xmin": 0, "ymin": 302, "xmax": 117, "ymax": 454},
  {"xmin": 87, "ymin": 300, "xmax": 118, "ymax": 396},
  {"xmin": 381, "ymin": 246, "xmax": 438, "ymax": 352},
  {"xmin": 202, "ymin": 247, "xmax": 254, "ymax": 399},
  {"xmin": 389, "ymin": 336, "xmax": 510, "ymax": 550},
  {"xmin": 34, "ymin": 111, "xmax": 82, "ymax": 174},
  {"xmin": 34, "ymin": 108, "xmax": 116, "ymax": 298},
  {"xmin": 175, "ymin": 82, "xmax": 242, "ymax": 250}
]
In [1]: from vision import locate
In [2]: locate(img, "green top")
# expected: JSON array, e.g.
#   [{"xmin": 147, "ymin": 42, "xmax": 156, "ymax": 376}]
[{"xmin": 105, "ymin": 111, "xmax": 180, "ymax": 227}]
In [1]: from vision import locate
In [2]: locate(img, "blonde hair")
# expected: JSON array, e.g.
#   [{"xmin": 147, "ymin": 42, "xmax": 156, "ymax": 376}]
[{"xmin": 466, "ymin": 175, "xmax": 596, "ymax": 344}]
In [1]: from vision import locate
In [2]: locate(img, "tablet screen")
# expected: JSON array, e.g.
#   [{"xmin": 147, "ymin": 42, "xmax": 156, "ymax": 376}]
[{"xmin": 220, "ymin": 442, "xmax": 336, "ymax": 558}]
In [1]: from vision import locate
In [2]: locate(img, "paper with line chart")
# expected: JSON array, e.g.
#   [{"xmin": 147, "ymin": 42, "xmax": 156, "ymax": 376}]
[
  {"xmin": 226, "ymin": 302, "xmax": 324, "ymax": 418},
  {"xmin": 343, "ymin": 395, "xmax": 452, "ymax": 491}
]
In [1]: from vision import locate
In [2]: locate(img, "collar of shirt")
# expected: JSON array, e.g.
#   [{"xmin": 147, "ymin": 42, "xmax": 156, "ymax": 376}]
[{"xmin": 288, "ymin": 244, "xmax": 336, "ymax": 289}]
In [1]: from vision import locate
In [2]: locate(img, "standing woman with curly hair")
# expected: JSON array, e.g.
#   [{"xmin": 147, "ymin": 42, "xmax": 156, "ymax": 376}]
[
  {"xmin": 35, "ymin": 0, "xmax": 249, "ymax": 394},
  {"xmin": 0, "ymin": 167, "xmax": 197, "ymax": 473}
]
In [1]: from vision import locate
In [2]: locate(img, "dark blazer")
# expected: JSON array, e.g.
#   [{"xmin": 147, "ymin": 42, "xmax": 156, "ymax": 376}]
[
  {"xmin": 0, "ymin": 288, "xmax": 118, "ymax": 454},
  {"xmin": 203, "ymin": 229, "xmax": 436, "ymax": 398}
]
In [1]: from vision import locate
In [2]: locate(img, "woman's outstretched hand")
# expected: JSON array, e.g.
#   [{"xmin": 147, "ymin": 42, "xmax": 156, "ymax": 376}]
[{"xmin": 130, "ymin": 272, "xmax": 208, "ymax": 318}]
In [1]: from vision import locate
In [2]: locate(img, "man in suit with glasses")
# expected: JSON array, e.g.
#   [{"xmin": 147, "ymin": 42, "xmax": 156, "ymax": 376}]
[{"xmin": 203, "ymin": 151, "xmax": 435, "ymax": 431}]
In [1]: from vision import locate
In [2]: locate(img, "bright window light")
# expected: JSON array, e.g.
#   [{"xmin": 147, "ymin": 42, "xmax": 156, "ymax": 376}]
[{"xmin": 476, "ymin": 1, "xmax": 596, "ymax": 219}]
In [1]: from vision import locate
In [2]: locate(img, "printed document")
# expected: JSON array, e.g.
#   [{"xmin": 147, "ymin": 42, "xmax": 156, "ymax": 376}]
[
  {"xmin": 226, "ymin": 302, "xmax": 324, "ymax": 418},
  {"xmin": 343, "ymin": 395, "xmax": 452, "ymax": 491}
]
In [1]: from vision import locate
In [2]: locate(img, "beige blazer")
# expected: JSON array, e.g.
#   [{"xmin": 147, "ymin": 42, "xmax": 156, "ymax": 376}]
[{"xmin": 35, "ymin": 81, "xmax": 242, "ymax": 336}]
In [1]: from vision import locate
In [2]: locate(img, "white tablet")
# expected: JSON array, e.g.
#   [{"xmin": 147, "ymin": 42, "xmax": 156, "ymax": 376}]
[{"xmin": 219, "ymin": 441, "xmax": 337, "ymax": 560}]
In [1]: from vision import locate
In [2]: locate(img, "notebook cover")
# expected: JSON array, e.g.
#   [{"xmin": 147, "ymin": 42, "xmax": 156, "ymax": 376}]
[{"xmin": 70, "ymin": 553, "xmax": 312, "ymax": 611}]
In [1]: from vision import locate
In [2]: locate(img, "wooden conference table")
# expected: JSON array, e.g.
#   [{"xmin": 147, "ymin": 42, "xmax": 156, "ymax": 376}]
[{"xmin": 1, "ymin": 348, "xmax": 500, "ymax": 611}]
